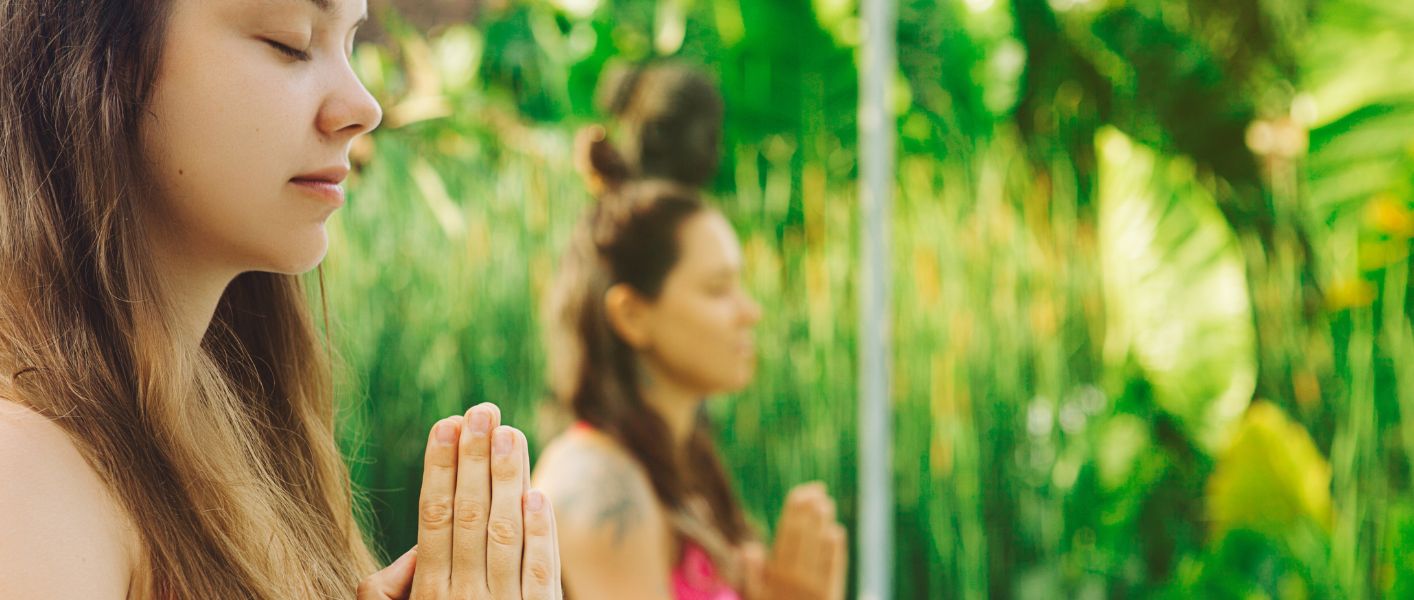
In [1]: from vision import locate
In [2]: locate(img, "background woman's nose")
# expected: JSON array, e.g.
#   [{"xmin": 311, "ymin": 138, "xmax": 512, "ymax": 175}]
[{"xmin": 742, "ymin": 294, "xmax": 763, "ymax": 324}]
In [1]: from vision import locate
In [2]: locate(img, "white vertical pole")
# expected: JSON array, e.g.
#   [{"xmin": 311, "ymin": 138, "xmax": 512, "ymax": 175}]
[{"xmin": 857, "ymin": 0, "xmax": 895, "ymax": 597}]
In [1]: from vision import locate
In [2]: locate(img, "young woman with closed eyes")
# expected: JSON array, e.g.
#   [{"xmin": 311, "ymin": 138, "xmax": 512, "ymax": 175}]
[{"xmin": 0, "ymin": 1, "xmax": 559, "ymax": 598}]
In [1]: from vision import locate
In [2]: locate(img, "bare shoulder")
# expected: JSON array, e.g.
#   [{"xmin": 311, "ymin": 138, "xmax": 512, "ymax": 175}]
[
  {"xmin": 532, "ymin": 430, "xmax": 674, "ymax": 600},
  {"xmin": 0, "ymin": 397, "xmax": 136, "ymax": 599},
  {"xmin": 533, "ymin": 431, "xmax": 667, "ymax": 543}
]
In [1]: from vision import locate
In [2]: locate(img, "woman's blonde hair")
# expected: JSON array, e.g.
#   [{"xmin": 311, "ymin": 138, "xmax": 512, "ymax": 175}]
[{"xmin": 0, "ymin": 1, "xmax": 376, "ymax": 597}]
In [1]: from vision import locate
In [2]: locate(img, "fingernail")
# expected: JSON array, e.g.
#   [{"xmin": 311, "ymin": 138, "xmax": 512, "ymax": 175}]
[
  {"xmin": 435, "ymin": 419, "xmax": 458, "ymax": 445},
  {"xmin": 493, "ymin": 427, "xmax": 512, "ymax": 455},
  {"xmin": 469, "ymin": 408, "xmax": 491, "ymax": 435},
  {"xmin": 526, "ymin": 489, "xmax": 545, "ymax": 512}
]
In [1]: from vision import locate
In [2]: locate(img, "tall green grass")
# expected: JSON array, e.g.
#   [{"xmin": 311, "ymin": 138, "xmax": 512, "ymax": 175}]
[{"xmin": 319, "ymin": 0, "xmax": 1414, "ymax": 596}]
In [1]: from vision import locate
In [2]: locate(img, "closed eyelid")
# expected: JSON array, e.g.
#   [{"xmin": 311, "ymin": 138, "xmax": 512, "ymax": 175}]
[
  {"xmin": 266, "ymin": 29, "xmax": 311, "ymax": 40},
  {"xmin": 262, "ymin": 31, "xmax": 312, "ymax": 53}
]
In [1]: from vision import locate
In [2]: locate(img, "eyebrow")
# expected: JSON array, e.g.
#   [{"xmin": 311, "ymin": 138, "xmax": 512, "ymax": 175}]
[{"xmin": 294, "ymin": 0, "xmax": 368, "ymax": 27}]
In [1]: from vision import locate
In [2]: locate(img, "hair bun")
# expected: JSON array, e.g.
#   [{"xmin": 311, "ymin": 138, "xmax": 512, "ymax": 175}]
[
  {"xmin": 573, "ymin": 125, "xmax": 632, "ymax": 197},
  {"xmin": 595, "ymin": 63, "xmax": 645, "ymax": 117}
]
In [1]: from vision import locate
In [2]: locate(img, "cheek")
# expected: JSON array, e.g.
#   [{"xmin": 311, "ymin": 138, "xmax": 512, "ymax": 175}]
[
  {"xmin": 148, "ymin": 38, "xmax": 294, "ymax": 187},
  {"xmin": 653, "ymin": 299, "xmax": 752, "ymax": 391},
  {"xmin": 140, "ymin": 32, "xmax": 328, "ymax": 272}
]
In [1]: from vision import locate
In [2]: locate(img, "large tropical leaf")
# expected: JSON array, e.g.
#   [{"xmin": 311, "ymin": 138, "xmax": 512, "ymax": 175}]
[{"xmin": 1097, "ymin": 127, "xmax": 1257, "ymax": 453}]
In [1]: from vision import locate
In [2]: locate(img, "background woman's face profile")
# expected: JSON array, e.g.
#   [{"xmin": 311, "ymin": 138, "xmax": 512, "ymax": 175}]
[
  {"xmin": 642, "ymin": 211, "xmax": 762, "ymax": 395},
  {"xmin": 139, "ymin": 0, "xmax": 381, "ymax": 276}
]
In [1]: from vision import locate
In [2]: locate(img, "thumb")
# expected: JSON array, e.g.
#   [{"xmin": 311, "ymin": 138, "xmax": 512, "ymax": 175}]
[
  {"xmin": 360, "ymin": 546, "xmax": 418, "ymax": 600},
  {"xmin": 738, "ymin": 543, "xmax": 767, "ymax": 600}
]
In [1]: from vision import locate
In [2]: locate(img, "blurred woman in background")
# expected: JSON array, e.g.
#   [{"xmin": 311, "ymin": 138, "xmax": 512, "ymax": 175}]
[{"xmin": 533, "ymin": 63, "xmax": 848, "ymax": 600}]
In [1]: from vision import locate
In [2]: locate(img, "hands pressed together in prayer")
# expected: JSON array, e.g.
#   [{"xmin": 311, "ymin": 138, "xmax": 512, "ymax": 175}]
[
  {"xmin": 359, "ymin": 404, "xmax": 848, "ymax": 600},
  {"xmin": 740, "ymin": 482, "xmax": 849, "ymax": 600},
  {"xmin": 359, "ymin": 404, "xmax": 561, "ymax": 600}
]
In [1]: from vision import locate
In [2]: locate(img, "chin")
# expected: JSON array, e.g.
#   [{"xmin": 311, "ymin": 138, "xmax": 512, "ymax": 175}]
[
  {"xmin": 721, "ymin": 371, "xmax": 755, "ymax": 393},
  {"xmin": 256, "ymin": 235, "xmax": 329, "ymax": 275}
]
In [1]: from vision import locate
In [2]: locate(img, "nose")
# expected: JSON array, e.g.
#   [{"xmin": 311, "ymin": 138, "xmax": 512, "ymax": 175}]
[
  {"xmin": 317, "ymin": 60, "xmax": 383, "ymax": 140},
  {"xmin": 741, "ymin": 293, "xmax": 763, "ymax": 325}
]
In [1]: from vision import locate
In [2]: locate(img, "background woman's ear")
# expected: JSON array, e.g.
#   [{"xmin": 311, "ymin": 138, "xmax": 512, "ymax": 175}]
[
  {"xmin": 573, "ymin": 125, "xmax": 632, "ymax": 198},
  {"xmin": 603, "ymin": 283, "xmax": 652, "ymax": 350}
]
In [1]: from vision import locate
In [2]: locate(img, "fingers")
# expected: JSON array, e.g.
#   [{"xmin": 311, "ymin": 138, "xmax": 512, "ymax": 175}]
[
  {"xmin": 773, "ymin": 482, "xmax": 824, "ymax": 570},
  {"xmin": 405, "ymin": 405, "xmax": 545, "ymax": 600},
  {"xmin": 356, "ymin": 546, "xmax": 418, "ymax": 600},
  {"xmin": 546, "ymin": 489, "xmax": 564, "ymax": 600},
  {"xmin": 451, "ymin": 403, "xmax": 500, "ymax": 597},
  {"xmin": 521, "ymin": 490, "xmax": 560, "ymax": 600},
  {"xmin": 411, "ymin": 416, "xmax": 462, "ymax": 597},
  {"xmin": 822, "ymin": 523, "xmax": 848, "ymax": 600},
  {"xmin": 796, "ymin": 493, "xmax": 834, "ymax": 579},
  {"xmin": 767, "ymin": 481, "xmax": 850, "ymax": 600},
  {"xmin": 522, "ymin": 425, "xmax": 532, "ymax": 491},
  {"xmin": 486, "ymin": 426, "xmax": 529, "ymax": 599},
  {"xmin": 738, "ymin": 542, "xmax": 767, "ymax": 600}
]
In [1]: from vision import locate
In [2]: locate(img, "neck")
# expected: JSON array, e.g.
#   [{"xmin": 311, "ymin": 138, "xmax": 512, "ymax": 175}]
[
  {"xmin": 638, "ymin": 361, "xmax": 704, "ymax": 447},
  {"xmin": 148, "ymin": 234, "xmax": 238, "ymax": 351}
]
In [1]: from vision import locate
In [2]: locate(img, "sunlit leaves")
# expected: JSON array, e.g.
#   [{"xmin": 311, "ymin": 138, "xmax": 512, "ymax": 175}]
[{"xmin": 1097, "ymin": 128, "xmax": 1257, "ymax": 452}]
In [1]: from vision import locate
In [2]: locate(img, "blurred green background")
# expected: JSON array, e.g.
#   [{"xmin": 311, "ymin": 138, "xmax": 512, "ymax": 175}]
[{"xmin": 321, "ymin": 0, "xmax": 1414, "ymax": 597}]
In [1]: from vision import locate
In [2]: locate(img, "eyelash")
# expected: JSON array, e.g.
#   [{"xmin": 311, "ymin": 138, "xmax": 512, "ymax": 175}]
[{"xmin": 264, "ymin": 39, "xmax": 311, "ymax": 62}]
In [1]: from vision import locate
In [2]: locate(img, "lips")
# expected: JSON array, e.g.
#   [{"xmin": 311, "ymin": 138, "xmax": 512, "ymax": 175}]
[
  {"xmin": 291, "ymin": 166, "xmax": 350, "ymax": 185},
  {"xmin": 290, "ymin": 166, "xmax": 350, "ymax": 207}
]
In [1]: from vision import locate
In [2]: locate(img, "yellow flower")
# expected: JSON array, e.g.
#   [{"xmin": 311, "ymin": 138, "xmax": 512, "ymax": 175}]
[
  {"xmin": 1326, "ymin": 277, "xmax": 1376, "ymax": 310},
  {"xmin": 1364, "ymin": 193, "xmax": 1414, "ymax": 237},
  {"xmin": 1207, "ymin": 402, "xmax": 1333, "ymax": 539}
]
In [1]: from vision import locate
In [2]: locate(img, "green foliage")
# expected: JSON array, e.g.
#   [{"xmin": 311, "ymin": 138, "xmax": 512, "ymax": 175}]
[
  {"xmin": 1096, "ymin": 128, "xmax": 1256, "ymax": 453},
  {"xmin": 324, "ymin": 0, "xmax": 1414, "ymax": 597}
]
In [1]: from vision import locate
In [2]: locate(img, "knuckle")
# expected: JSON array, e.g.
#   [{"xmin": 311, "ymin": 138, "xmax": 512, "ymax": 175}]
[
  {"xmin": 463, "ymin": 439, "xmax": 491, "ymax": 460},
  {"xmin": 419, "ymin": 498, "xmax": 454, "ymax": 529},
  {"xmin": 487, "ymin": 516, "xmax": 521, "ymax": 546},
  {"xmin": 426, "ymin": 444, "xmax": 457, "ymax": 469},
  {"xmin": 454, "ymin": 498, "xmax": 488, "ymax": 528},
  {"xmin": 524, "ymin": 512, "xmax": 551, "ymax": 537},
  {"xmin": 525, "ymin": 558, "xmax": 555, "ymax": 587},
  {"xmin": 491, "ymin": 456, "xmax": 521, "ymax": 481}
]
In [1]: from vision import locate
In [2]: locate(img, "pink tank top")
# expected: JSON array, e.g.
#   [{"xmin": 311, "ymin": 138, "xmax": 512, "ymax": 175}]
[
  {"xmin": 672, "ymin": 541, "xmax": 741, "ymax": 600},
  {"xmin": 571, "ymin": 422, "xmax": 741, "ymax": 600}
]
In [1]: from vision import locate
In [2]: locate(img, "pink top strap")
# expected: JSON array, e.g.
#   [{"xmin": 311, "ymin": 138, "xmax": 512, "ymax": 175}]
[{"xmin": 672, "ymin": 542, "xmax": 741, "ymax": 600}]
